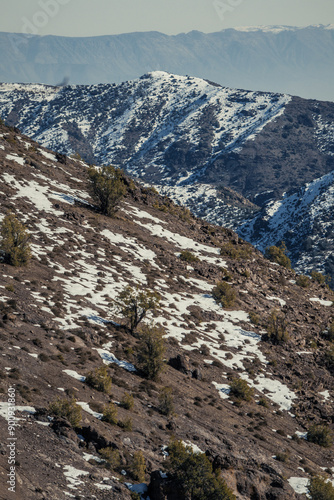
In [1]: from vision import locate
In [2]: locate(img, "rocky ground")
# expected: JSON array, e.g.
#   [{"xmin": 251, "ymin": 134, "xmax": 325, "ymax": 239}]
[{"xmin": 0, "ymin": 123, "xmax": 334, "ymax": 499}]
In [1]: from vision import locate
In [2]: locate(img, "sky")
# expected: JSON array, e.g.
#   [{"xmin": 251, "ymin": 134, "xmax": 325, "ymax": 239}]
[{"xmin": 0, "ymin": 0, "xmax": 333, "ymax": 37}]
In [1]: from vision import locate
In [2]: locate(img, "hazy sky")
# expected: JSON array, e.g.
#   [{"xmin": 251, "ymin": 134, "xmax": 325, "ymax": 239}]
[{"xmin": 1, "ymin": 0, "xmax": 333, "ymax": 37}]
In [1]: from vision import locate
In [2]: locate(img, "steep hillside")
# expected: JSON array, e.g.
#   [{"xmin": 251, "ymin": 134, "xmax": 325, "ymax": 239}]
[
  {"xmin": 1, "ymin": 25, "xmax": 334, "ymax": 101},
  {"xmin": 0, "ymin": 124, "xmax": 334, "ymax": 499}
]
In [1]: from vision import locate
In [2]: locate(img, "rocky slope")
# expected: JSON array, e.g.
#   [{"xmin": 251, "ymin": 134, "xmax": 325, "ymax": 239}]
[
  {"xmin": 1, "ymin": 25, "xmax": 334, "ymax": 101},
  {"xmin": 0, "ymin": 123, "xmax": 334, "ymax": 499}
]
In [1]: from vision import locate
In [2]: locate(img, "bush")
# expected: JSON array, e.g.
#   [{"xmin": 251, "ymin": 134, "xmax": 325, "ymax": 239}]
[
  {"xmin": 326, "ymin": 323, "xmax": 334, "ymax": 342},
  {"xmin": 88, "ymin": 165, "xmax": 126, "ymax": 216},
  {"xmin": 179, "ymin": 250, "xmax": 199, "ymax": 263},
  {"xmin": 99, "ymin": 447, "xmax": 121, "ymax": 469},
  {"xmin": 114, "ymin": 285, "xmax": 160, "ymax": 334},
  {"xmin": 102, "ymin": 402, "xmax": 118, "ymax": 425},
  {"xmin": 220, "ymin": 242, "xmax": 252, "ymax": 260},
  {"xmin": 266, "ymin": 309, "xmax": 289, "ymax": 344},
  {"xmin": 158, "ymin": 387, "xmax": 175, "ymax": 417},
  {"xmin": 130, "ymin": 451, "xmax": 146, "ymax": 482},
  {"xmin": 137, "ymin": 323, "xmax": 166, "ymax": 380},
  {"xmin": 118, "ymin": 417, "xmax": 133, "ymax": 431},
  {"xmin": 166, "ymin": 439, "xmax": 236, "ymax": 499},
  {"xmin": 311, "ymin": 271, "xmax": 331, "ymax": 286},
  {"xmin": 0, "ymin": 213, "xmax": 31, "ymax": 266},
  {"xmin": 264, "ymin": 242, "xmax": 291, "ymax": 269},
  {"xmin": 120, "ymin": 392, "xmax": 134, "ymax": 410},
  {"xmin": 308, "ymin": 475, "xmax": 334, "ymax": 500},
  {"xmin": 48, "ymin": 397, "xmax": 82, "ymax": 427},
  {"xmin": 307, "ymin": 424, "xmax": 333, "ymax": 448},
  {"xmin": 296, "ymin": 274, "xmax": 310, "ymax": 288},
  {"xmin": 229, "ymin": 378, "xmax": 254, "ymax": 402},
  {"xmin": 212, "ymin": 281, "xmax": 237, "ymax": 308},
  {"xmin": 85, "ymin": 365, "xmax": 112, "ymax": 393}
]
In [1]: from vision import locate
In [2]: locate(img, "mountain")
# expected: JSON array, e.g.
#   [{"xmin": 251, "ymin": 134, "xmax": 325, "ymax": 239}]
[
  {"xmin": 1, "ymin": 122, "xmax": 334, "ymax": 499},
  {"xmin": 1, "ymin": 25, "xmax": 334, "ymax": 101}
]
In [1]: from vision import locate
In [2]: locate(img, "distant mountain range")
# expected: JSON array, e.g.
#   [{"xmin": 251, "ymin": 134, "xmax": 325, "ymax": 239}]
[
  {"xmin": 1, "ymin": 24, "xmax": 334, "ymax": 101},
  {"xmin": 1, "ymin": 71, "xmax": 334, "ymax": 281}
]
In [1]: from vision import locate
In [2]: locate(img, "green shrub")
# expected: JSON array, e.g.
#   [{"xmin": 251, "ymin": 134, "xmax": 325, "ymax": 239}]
[
  {"xmin": 85, "ymin": 365, "xmax": 112, "ymax": 393},
  {"xmin": 249, "ymin": 311, "xmax": 260, "ymax": 325},
  {"xmin": 308, "ymin": 475, "xmax": 334, "ymax": 500},
  {"xmin": 0, "ymin": 213, "xmax": 31, "ymax": 266},
  {"xmin": 137, "ymin": 323, "xmax": 166, "ymax": 381},
  {"xmin": 311, "ymin": 271, "xmax": 331, "ymax": 286},
  {"xmin": 120, "ymin": 392, "xmax": 134, "ymax": 410},
  {"xmin": 264, "ymin": 242, "xmax": 291, "ymax": 269},
  {"xmin": 158, "ymin": 387, "xmax": 175, "ymax": 417},
  {"xmin": 118, "ymin": 417, "xmax": 133, "ymax": 431},
  {"xmin": 275, "ymin": 451, "xmax": 290, "ymax": 463},
  {"xmin": 48, "ymin": 397, "xmax": 82, "ymax": 427},
  {"xmin": 166, "ymin": 439, "xmax": 236, "ymax": 499},
  {"xmin": 114, "ymin": 285, "xmax": 160, "ymax": 334},
  {"xmin": 220, "ymin": 241, "xmax": 252, "ymax": 260},
  {"xmin": 130, "ymin": 451, "xmax": 146, "ymax": 482},
  {"xmin": 88, "ymin": 165, "xmax": 126, "ymax": 216},
  {"xmin": 102, "ymin": 402, "xmax": 118, "ymax": 425},
  {"xmin": 99, "ymin": 447, "xmax": 121, "ymax": 469},
  {"xmin": 266, "ymin": 309, "xmax": 289, "ymax": 344},
  {"xmin": 212, "ymin": 281, "xmax": 237, "ymax": 308},
  {"xmin": 296, "ymin": 274, "xmax": 310, "ymax": 288},
  {"xmin": 229, "ymin": 378, "xmax": 254, "ymax": 402},
  {"xmin": 179, "ymin": 250, "xmax": 199, "ymax": 263},
  {"xmin": 327, "ymin": 323, "xmax": 334, "ymax": 342},
  {"xmin": 307, "ymin": 424, "xmax": 333, "ymax": 448}
]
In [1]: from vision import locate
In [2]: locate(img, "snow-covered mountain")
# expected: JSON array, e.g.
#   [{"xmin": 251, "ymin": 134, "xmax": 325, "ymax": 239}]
[
  {"xmin": 238, "ymin": 170, "xmax": 334, "ymax": 278},
  {"xmin": 1, "ymin": 24, "xmax": 334, "ymax": 101}
]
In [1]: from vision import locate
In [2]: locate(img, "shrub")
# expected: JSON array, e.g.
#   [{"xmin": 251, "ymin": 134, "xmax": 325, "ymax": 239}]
[
  {"xmin": 48, "ymin": 397, "xmax": 82, "ymax": 427},
  {"xmin": 114, "ymin": 285, "xmax": 160, "ymax": 334},
  {"xmin": 308, "ymin": 475, "xmax": 334, "ymax": 500},
  {"xmin": 120, "ymin": 392, "xmax": 134, "ymax": 410},
  {"xmin": 137, "ymin": 323, "xmax": 166, "ymax": 380},
  {"xmin": 118, "ymin": 417, "xmax": 133, "ymax": 431},
  {"xmin": 99, "ymin": 447, "xmax": 121, "ymax": 469},
  {"xmin": 166, "ymin": 439, "xmax": 236, "ymax": 499},
  {"xmin": 85, "ymin": 365, "xmax": 112, "ymax": 393},
  {"xmin": 102, "ymin": 402, "xmax": 118, "ymax": 425},
  {"xmin": 264, "ymin": 242, "xmax": 291, "ymax": 269},
  {"xmin": 212, "ymin": 281, "xmax": 237, "ymax": 308},
  {"xmin": 88, "ymin": 165, "xmax": 126, "ymax": 216},
  {"xmin": 275, "ymin": 451, "xmax": 290, "ymax": 463},
  {"xmin": 0, "ymin": 212, "xmax": 31, "ymax": 266},
  {"xmin": 130, "ymin": 450, "xmax": 146, "ymax": 482},
  {"xmin": 311, "ymin": 271, "xmax": 331, "ymax": 286},
  {"xmin": 158, "ymin": 387, "xmax": 175, "ymax": 417},
  {"xmin": 220, "ymin": 242, "xmax": 252, "ymax": 260},
  {"xmin": 249, "ymin": 311, "xmax": 260, "ymax": 325},
  {"xmin": 266, "ymin": 309, "xmax": 289, "ymax": 344},
  {"xmin": 307, "ymin": 424, "xmax": 333, "ymax": 448},
  {"xmin": 296, "ymin": 274, "xmax": 310, "ymax": 288},
  {"xmin": 326, "ymin": 323, "xmax": 334, "ymax": 342},
  {"xmin": 179, "ymin": 250, "xmax": 199, "ymax": 263},
  {"xmin": 229, "ymin": 378, "xmax": 254, "ymax": 402}
]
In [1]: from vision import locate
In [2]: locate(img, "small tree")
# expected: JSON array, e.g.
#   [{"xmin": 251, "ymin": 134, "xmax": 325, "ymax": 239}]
[
  {"xmin": 48, "ymin": 397, "xmax": 82, "ymax": 428},
  {"xmin": 158, "ymin": 387, "xmax": 175, "ymax": 417},
  {"xmin": 137, "ymin": 323, "xmax": 165, "ymax": 380},
  {"xmin": 266, "ymin": 309, "xmax": 289, "ymax": 344},
  {"xmin": 265, "ymin": 241, "xmax": 291, "ymax": 269},
  {"xmin": 0, "ymin": 213, "xmax": 31, "ymax": 266},
  {"xmin": 130, "ymin": 450, "xmax": 146, "ymax": 482},
  {"xmin": 308, "ymin": 475, "xmax": 334, "ymax": 500},
  {"xmin": 88, "ymin": 165, "xmax": 126, "ymax": 216},
  {"xmin": 114, "ymin": 285, "xmax": 160, "ymax": 334},
  {"xmin": 85, "ymin": 365, "xmax": 112, "ymax": 393},
  {"xmin": 102, "ymin": 402, "xmax": 118, "ymax": 425},
  {"xmin": 229, "ymin": 378, "xmax": 254, "ymax": 402},
  {"xmin": 166, "ymin": 439, "xmax": 236, "ymax": 499},
  {"xmin": 307, "ymin": 424, "xmax": 333, "ymax": 448},
  {"xmin": 212, "ymin": 281, "xmax": 237, "ymax": 308},
  {"xmin": 120, "ymin": 392, "xmax": 134, "ymax": 410}
]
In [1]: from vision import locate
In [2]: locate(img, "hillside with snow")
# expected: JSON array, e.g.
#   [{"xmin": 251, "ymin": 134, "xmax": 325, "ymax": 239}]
[
  {"xmin": 1, "ymin": 25, "xmax": 334, "ymax": 101},
  {"xmin": 0, "ymin": 121, "xmax": 334, "ymax": 499}
]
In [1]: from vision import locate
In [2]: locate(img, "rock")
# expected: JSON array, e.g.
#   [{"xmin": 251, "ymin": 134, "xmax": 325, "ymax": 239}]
[{"xmin": 168, "ymin": 354, "xmax": 191, "ymax": 374}]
